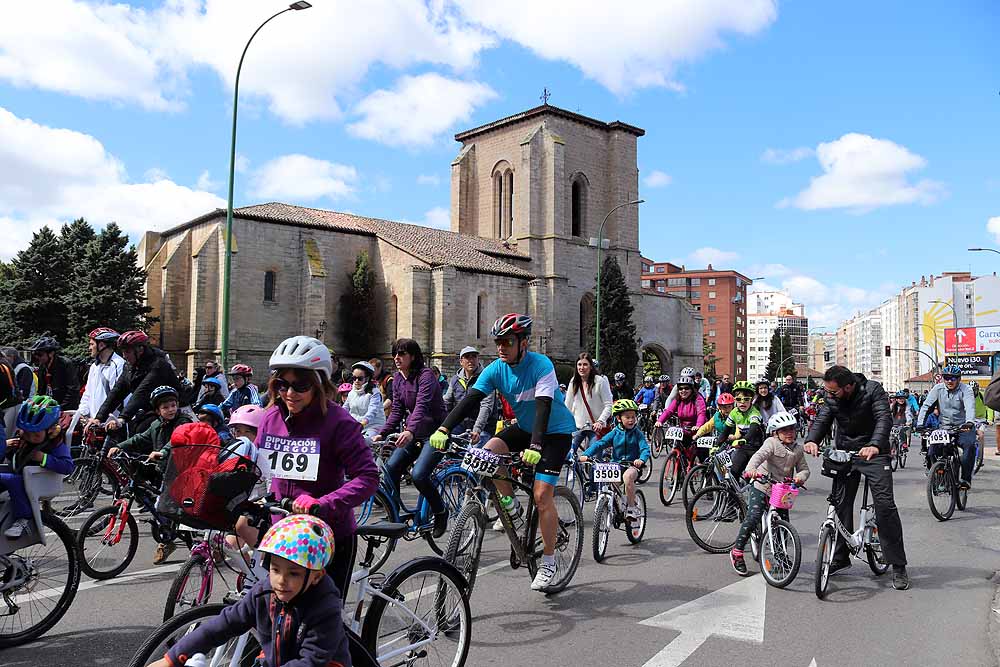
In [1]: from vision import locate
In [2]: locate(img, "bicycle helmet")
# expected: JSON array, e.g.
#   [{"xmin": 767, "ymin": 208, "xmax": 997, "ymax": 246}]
[
  {"xmin": 29, "ymin": 336, "xmax": 60, "ymax": 352},
  {"xmin": 269, "ymin": 336, "xmax": 333, "ymax": 382},
  {"xmin": 16, "ymin": 396, "xmax": 61, "ymax": 432},
  {"xmin": 258, "ymin": 514, "xmax": 333, "ymax": 571},
  {"xmin": 755, "ymin": 377, "xmax": 771, "ymax": 387},
  {"xmin": 88, "ymin": 327, "xmax": 120, "ymax": 342},
  {"xmin": 229, "ymin": 404, "xmax": 265, "ymax": 430},
  {"xmin": 717, "ymin": 393, "xmax": 735, "ymax": 406},
  {"xmin": 676, "ymin": 373, "xmax": 696, "ymax": 386},
  {"xmin": 612, "ymin": 399, "xmax": 640, "ymax": 416},
  {"xmin": 229, "ymin": 363, "xmax": 253, "ymax": 377},
  {"xmin": 118, "ymin": 330, "xmax": 149, "ymax": 347},
  {"xmin": 202, "ymin": 376, "xmax": 225, "ymax": 390},
  {"xmin": 767, "ymin": 411, "xmax": 798, "ymax": 434},
  {"xmin": 643, "ymin": 375, "xmax": 654, "ymax": 383},
  {"xmin": 150, "ymin": 385, "xmax": 179, "ymax": 407},
  {"xmin": 196, "ymin": 403, "xmax": 225, "ymax": 425},
  {"xmin": 338, "ymin": 382, "xmax": 352, "ymax": 394},
  {"xmin": 680, "ymin": 366, "xmax": 696, "ymax": 376},
  {"xmin": 614, "ymin": 372, "xmax": 626, "ymax": 383},
  {"xmin": 733, "ymin": 380, "xmax": 755, "ymax": 395},
  {"xmin": 490, "ymin": 313, "xmax": 532, "ymax": 339},
  {"xmin": 941, "ymin": 365, "xmax": 962, "ymax": 378},
  {"xmin": 351, "ymin": 361, "xmax": 375, "ymax": 376},
  {"xmin": 658, "ymin": 374, "xmax": 670, "ymax": 382},
  {"xmin": 893, "ymin": 390, "xmax": 907, "ymax": 398}
]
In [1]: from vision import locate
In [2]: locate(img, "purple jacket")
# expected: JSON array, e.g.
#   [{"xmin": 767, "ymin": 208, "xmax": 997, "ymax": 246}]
[
  {"xmin": 379, "ymin": 367, "xmax": 446, "ymax": 440},
  {"xmin": 257, "ymin": 399, "xmax": 379, "ymax": 541}
]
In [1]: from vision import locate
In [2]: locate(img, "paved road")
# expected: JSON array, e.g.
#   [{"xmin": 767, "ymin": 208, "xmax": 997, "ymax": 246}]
[{"xmin": 6, "ymin": 434, "xmax": 1000, "ymax": 667}]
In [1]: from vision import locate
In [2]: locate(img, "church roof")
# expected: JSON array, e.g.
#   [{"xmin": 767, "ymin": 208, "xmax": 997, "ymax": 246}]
[
  {"xmin": 454, "ymin": 103, "xmax": 645, "ymax": 142},
  {"xmin": 170, "ymin": 203, "xmax": 535, "ymax": 280}
]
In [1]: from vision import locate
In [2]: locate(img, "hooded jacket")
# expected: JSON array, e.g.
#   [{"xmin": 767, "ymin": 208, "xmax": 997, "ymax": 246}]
[
  {"xmin": 584, "ymin": 423, "xmax": 651, "ymax": 463},
  {"xmin": 746, "ymin": 435, "xmax": 810, "ymax": 494},
  {"xmin": 380, "ymin": 367, "xmax": 446, "ymax": 440}
]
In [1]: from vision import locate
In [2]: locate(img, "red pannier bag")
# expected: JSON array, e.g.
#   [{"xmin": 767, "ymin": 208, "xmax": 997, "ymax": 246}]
[{"xmin": 156, "ymin": 422, "xmax": 261, "ymax": 531}]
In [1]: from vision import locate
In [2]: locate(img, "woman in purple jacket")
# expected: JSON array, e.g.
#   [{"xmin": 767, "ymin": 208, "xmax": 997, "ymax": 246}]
[
  {"xmin": 257, "ymin": 335, "xmax": 379, "ymax": 601},
  {"xmin": 372, "ymin": 338, "xmax": 448, "ymax": 537}
]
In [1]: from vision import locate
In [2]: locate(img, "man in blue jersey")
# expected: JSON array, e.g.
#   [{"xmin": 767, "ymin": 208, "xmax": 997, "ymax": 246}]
[{"xmin": 431, "ymin": 313, "xmax": 576, "ymax": 593}]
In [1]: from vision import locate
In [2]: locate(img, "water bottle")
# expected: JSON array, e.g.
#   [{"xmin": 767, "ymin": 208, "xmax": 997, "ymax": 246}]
[
  {"xmin": 500, "ymin": 495, "xmax": 523, "ymax": 532},
  {"xmin": 184, "ymin": 654, "xmax": 209, "ymax": 667}
]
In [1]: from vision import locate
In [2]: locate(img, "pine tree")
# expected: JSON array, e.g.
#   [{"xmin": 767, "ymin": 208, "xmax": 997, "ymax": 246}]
[
  {"xmin": 781, "ymin": 330, "xmax": 796, "ymax": 377},
  {"xmin": 763, "ymin": 328, "xmax": 782, "ymax": 381},
  {"xmin": 338, "ymin": 250, "xmax": 378, "ymax": 355},
  {"xmin": 590, "ymin": 256, "xmax": 639, "ymax": 383},
  {"xmin": 0, "ymin": 226, "xmax": 71, "ymax": 346},
  {"xmin": 703, "ymin": 338, "xmax": 720, "ymax": 379},
  {"xmin": 764, "ymin": 328, "xmax": 797, "ymax": 381}
]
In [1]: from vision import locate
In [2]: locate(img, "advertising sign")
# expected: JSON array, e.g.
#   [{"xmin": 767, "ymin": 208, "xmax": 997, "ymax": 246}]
[
  {"xmin": 975, "ymin": 325, "xmax": 1000, "ymax": 352},
  {"xmin": 944, "ymin": 327, "xmax": 976, "ymax": 353},
  {"xmin": 944, "ymin": 354, "xmax": 993, "ymax": 377}
]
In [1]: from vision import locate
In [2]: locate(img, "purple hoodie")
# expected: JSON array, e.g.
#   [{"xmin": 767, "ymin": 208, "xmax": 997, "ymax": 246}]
[
  {"xmin": 379, "ymin": 366, "xmax": 446, "ymax": 440},
  {"xmin": 257, "ymin": 399, "xmax": 378, "ymax": 541}
]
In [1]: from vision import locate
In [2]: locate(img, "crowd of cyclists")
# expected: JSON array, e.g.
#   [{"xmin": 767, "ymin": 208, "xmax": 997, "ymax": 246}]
[{"xmin": 3, "ymin": 315, "xmax": 1000, "ymax": 665}]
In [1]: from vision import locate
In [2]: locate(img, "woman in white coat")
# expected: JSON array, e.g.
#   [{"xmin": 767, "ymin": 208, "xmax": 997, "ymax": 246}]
[{"xmin": 564, "ymin": 353, "xmax": 613, "ymax": 452}]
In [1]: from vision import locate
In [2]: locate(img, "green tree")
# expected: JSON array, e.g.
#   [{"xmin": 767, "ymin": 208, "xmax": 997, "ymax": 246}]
[
  {"xmin": 764, "ymin": 328, "xmax": 796, "ymax": 381},
  {"xmin": 590, "ymin": 256, "xmax": 639, "ymax": 384},
  {"xmin": 67, "ymin": 222, "xmax": 153, "ymax": 357},
  {"xmin": 338, "ymin": 250, "xmax": 378, "ymax": 355},
  {"xmin": 0, "ymin": 226, "xmax": 71, "ymax": 346},
  {"xmin": 781, "ymin": 330, "xmax": 796, "ymax": 378},
  {"xmin": 703, "ymin": 338, "xmax": 720, "ymax": 379}
]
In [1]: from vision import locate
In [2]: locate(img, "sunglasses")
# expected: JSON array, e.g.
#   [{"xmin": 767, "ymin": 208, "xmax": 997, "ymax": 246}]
[
  {"xmin": 274, "ymin": 378, "xmax": 314, "ymax": 394},
  {"xmin": 678, "ymin": 386, "xmax": 693, "ymax": 391},
  {"xmin": 734, "ymin": 395, "xmax": 753, "ymax": 402},
  {"xmin": 943, "ymin": 376, "xmax": 959, "ymax": 381},
  {"xmin": 392, "ymin": 351, "xmax": 409, "ymax": 358},
  {"xmin": 352, "ymin": 374, "xmax": 367, "ymax": 381}
]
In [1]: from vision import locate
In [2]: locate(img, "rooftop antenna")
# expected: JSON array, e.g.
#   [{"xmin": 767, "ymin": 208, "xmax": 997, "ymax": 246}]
[{"xmin": 540, "ymin": 87, "xmax": 551, "ymax": 105}]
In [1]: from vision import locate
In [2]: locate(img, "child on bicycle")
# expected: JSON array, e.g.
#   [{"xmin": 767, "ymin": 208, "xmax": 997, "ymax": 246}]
[
  {"xmin": 149, "ymin": 514, "xmax": 351, "ymax": 667},
  {"xmin": 729, "ymin": 411, "xmax": 809, "ymax": 576},
  {"xmin": 0, "ymin": 396, "xmax": 75, "ymax": 538},
  {"xmin": 578, "ymin": 399, "xmax": 650, "ymax": 518},
  {"xmin": 109, "ymin": 386, "xmax": 193, "ymax": 466},
  {"xmin": 715, "ymin": 380, "xmax": 765, "ymax": 482}
]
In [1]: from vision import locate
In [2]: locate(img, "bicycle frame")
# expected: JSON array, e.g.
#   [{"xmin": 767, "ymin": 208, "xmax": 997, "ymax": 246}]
[{"xmin": 823, "ymin": 474, "xmax": 874, "ymax": 554}]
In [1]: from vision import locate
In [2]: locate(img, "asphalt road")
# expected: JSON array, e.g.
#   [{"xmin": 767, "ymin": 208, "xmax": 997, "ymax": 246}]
[{"xmin": 6, "ymin": 433, "xmax": 1000, "ymax": 667}]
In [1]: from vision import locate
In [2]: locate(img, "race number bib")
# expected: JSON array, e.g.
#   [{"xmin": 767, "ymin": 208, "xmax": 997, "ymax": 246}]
[
  {"xmin": 715, "ymin": 449, "xmax": 733, "ymax": 469},
  {"xmin": 592, "ymin": 462, "xmax": 622, "ymax": 483},
  {"xmin": 261, "ymin": 435, "xmax": 320, "ymax": 481},
  {"xmin": 665, "ymin": 427, "xmax": 685, "ymax": 441},
  {"xmin": 461, "ymin": 448, "xmax": 500, "ymax": 477}
]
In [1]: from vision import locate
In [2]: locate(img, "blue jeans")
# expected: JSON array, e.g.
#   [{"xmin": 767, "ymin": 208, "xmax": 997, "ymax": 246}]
[
  {"xmin": 928, "ymin": 429, "xmax": 977, "ymax": 483},
  {"xmin": 0, "ymin": 471, "xmax": 31, "ymax": 520},
  {"xmin": 384, "ymin": 440, "xmax": 446, "ymax": 515},
  {"xmin": 572, "ymin": 428, "xmax": 595, "ymax": 452}
]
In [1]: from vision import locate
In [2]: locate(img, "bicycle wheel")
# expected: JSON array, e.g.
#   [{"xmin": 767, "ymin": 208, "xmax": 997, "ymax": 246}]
[
  {"xmin": 425, "ymin": 470, "xmax": 477, "ymax": 555},
  {"xmin": 760, "ymin": 518, "xmax": 801, "ymax": 588},
  {"xmin": 0, "ymin": 512, "xmax": 81, "ymax": 648},
  {"xmin": 525, "ymin": 485, "xmax": 584, "ymax": 594},
  {"xmin": 638, "ymin": 460, "xmax": 653, "ymax": 484},
  {"xmin": 128, "ymin": 603, "xmax": 261, "ymax": 667},
  {"xmin": 899, "ymin": 447, "xmax": 907, "ymax": 470},
  {"xmin": 814, "ymin": 523, "xmax": 835, "ymax": 599},
  {"xmin": 361, "ymin": 556, "xmax": 471, "ymax": 667},
  {"xmin": 926, "ymin": 460, "xmax": 955, "ymax": 521},
  {"xmin": 163, "ymin": 553, "xmax": 212, "ymax": 620},
  {"xmin": 681, "ymin": 463, "xmax": 710, "ymax": 508},
  {"xmin": 592, "ymin": 495, "xmax": 611, "ymax": 562},
  {"xmin": 75, "ymin": 504, "xmax": 139, "ymax": 580},
  {"xmin": 49, "ymin": 457, "xmax": 116, "ymax": 518},
  {"xmin": 354, "ymin": 491, "xmax": 397, "ymax": 573},
  {"xmin": 626, "ymin": 489, "xmax": 646, "ymax": 544},
  {"xmin": 686, "ymin": 485, "xmax": 744, "ymax": 554},
  {"xmin": 443, "ymin": 499, "xmax": 486, "ymax": 596},
  {"xmin": 650, "ymin": 429, "xmax": 663, "ymax": 459},
  {"xmin": 658, "ymin": 451, "xmax": 681, "ymax": 506},
  {"xmin": 560, "ymin": 462, "xmax": 585, "ymax": 508},
  {"xmin": 865, "ymin": 528, "xmax": 890, "ymax": 576}
]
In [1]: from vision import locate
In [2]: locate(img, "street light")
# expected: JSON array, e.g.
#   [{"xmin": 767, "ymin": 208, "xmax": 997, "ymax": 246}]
[
  {"xmin": 918, "ymin": 322, "xmax": 941, "ymax": 369},
  {"xmin": 929, "ymin": 300, "xmax": 957, "ymax": 328},
  {"xmin": 220, "ymin": 1, "xmax": 312, "ymax": 369},
  {"xmin": 593, "ymin": 199, "xmax": 644, "ymax": 363},
  {"xmin": 969, "ymin": 247, "xmax": 1000, "ymax": 256}
]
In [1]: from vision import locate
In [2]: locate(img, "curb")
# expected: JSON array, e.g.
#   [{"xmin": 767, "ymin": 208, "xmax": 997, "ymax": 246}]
[{"xmin": 990, "ymin": 570, "xmax": 1000, "ymax": 666}]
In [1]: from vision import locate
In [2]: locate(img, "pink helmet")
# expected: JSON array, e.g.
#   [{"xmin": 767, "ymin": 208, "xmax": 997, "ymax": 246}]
[
  {"xmin": 229, "ymin": 404, "xmax": 264, "ymax": 430},
  {"xmin": 338, "ymin": 382, "xmax": 352, "ymax": 394}
]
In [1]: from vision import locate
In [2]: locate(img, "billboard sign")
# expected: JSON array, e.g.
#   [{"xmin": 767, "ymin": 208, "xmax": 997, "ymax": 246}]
[
  {"xmin": 944, "ymin": 354, "xmax": 993, "ymax": 377},
  {"xmin": 976, "ymin": 325, "xmax": 1000, "ymax": 352},
  {"xmin": 944, "ymin": 327, "xmax": 976, "ymax": 353}
]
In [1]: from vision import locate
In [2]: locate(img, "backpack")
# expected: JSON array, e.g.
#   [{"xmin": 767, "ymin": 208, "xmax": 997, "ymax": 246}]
[{"xmin": 0, "ymin": 361, "xmax": 17, "ymax": 410}]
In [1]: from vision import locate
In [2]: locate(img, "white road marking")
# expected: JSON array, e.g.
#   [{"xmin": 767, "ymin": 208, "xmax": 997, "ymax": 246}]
[
  {"xmin": 639, "ymin": 575, "xmax": 767, "ymax": 667},
  {"xmin": 18, "ymin": 563, "xmax": 182, "ymax": 602}
]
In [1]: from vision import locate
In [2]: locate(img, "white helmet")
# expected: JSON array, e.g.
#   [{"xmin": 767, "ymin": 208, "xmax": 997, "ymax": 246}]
[
  {"xmin": 677, "ymin": 373, "xmax": 696, "ymax": 386},
  {"xmin": 351, "ymin": 361, "xmax": 375, "ymax": 376},
  {"xmin": 680, "ymin": 366, "xmax": 696, "ymax": 376},
  {"xmin": 767, "ymin": 411, "xmax": 798, "ymax": 434},
  {"xmin": 269, "ymin": 336, "xmax": 333, "ymax": 381}
]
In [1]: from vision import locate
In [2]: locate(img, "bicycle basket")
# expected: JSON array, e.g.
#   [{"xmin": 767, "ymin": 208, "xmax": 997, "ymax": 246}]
[
  {"xmin": 157, "ymin": 442, "xmax": 262, "ymax": 531},
  {"xmin": 769, "ymin": 482, "xmax": 799, "ymax": 509},
  {"xmin": 821, "ymin": 449, "xmax": 852, "ymax": 479}
]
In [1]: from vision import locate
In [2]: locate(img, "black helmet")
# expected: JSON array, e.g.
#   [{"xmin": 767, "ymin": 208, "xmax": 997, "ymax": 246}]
[
  {"xmin": 29, "ymin": 336, "xmax": 60, "ymax": 352},
  {"xmin": 150, "ymin": 385, "xmax": 179, "ymax": 407}
]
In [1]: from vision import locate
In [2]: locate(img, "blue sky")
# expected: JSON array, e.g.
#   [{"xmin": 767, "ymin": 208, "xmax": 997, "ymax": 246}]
[{"xmin": 1, "ymin": 0, "xmax": 997, "ymax": 327}]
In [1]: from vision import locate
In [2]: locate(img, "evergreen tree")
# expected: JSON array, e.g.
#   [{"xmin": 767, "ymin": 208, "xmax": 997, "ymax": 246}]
[
  {"xmin": 590, "ymin": 256, "xmax": 639, "ymax": 383},
  {"xmin": 781, "ymin": 330, "xmax": 796, "ymax": 377},
  {"xmin": 703, "ymin": 339, "xmax": 720, "ymax": 379},
  {"xmin": 763, "ymin": 328, "xmax": 782, "ymax": 381},
  {"xmin": 338, "ymin": 250, "xmax": 378, "ymax": 355},
  {"xmin": 67, "ymin": 222, "xmax": 152, "ymax": 356},
  {"xmin": 764, "ymin": 328, "xmax": 797, "ymax": 381},
  {"xmin": 0, "ymin": 226, "xmax": 70, "ymax": 346}
]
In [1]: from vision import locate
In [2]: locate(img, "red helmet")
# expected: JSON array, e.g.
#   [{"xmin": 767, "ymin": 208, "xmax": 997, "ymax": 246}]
[
  {"xmin": 716, "ymin": 393, "xmax": 735, "ymax": 406},
  {"xmin": 88, "ymin": 327, "xmax": 120, "ymax": 342},
  {"xmin": 230, "ymin": 363, "xmax": 253, "ymax": 377},
  {"xmin": 118, "ymin": 330, "xmax": 149, "ymax": 347},
  {"xmin": 490, "ymin": 313, "xmax": 533, "ymax": 339}
]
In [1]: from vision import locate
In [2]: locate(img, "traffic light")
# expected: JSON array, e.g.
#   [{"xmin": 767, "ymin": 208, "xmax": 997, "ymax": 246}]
[
  {"xmin": 824, "ymin": 351, "xmax": 830, "ymax": 362},
  {"xmin": 885, "ymin": 345, "xmax": 891, "ymax": 357}
]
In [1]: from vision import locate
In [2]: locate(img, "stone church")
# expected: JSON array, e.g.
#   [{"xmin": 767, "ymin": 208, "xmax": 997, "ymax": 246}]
[{"xmin": 137, "ymin": 104, "xmax": 703, "ymax": 378}]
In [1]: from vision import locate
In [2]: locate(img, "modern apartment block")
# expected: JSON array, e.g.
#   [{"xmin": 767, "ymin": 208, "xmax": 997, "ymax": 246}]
[
  {"xmin": 747, "ymin": 308, "xmax": 810, "ymax": 380},
  {"xmin": 640, "ymin": 258, "xmax": 753, "ymax": 379}
]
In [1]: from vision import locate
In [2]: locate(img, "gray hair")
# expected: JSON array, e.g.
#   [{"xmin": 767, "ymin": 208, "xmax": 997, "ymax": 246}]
[{"xmin": 0, "ymin": 347, "xmax": 20, "ymax": 364}]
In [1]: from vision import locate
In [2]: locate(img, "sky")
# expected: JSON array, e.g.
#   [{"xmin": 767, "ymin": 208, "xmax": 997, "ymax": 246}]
[{"xmin": 0, "ymin": 0, "xmax": 997, "ymax": 328}]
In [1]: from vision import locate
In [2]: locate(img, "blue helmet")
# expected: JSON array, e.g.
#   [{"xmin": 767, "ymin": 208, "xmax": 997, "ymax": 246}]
[
  {"xmin": 941, "ymin": 365, "xmax": 962, "ymax": 378},
  {"xmin": 196, "ymin": 403, "xmax": 225, "ymax": 425},
  {"xmin": 16, "ymin": 396, "xmax": 61, "ymax": 432},
  {"xmin": 202, "ymin": 376, "xmax": 225, "ymax": 389}
]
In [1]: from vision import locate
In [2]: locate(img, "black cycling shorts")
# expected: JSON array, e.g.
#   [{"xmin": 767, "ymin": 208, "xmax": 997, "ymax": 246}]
[{"xmin": 494, "ymin": 425, "xmax": 572, "ymax": 483}]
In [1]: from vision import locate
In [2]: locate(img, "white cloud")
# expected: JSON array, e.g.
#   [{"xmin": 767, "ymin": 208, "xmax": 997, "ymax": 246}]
[
  {"xmin": 234, "ymin": 154, "xmax": 250, "ymax": 174},
  {"xmin": 780, "ymin": 133, "xmax": 946, "ymax": 212},
  {"xmin": 348, "ymin": 73, "xmax": 497, "ymax": 147},
  {"xmin": 988, "ymin": 216, "xmax": 1000, "ymax": 244},
  {"xmin": 643, "ymin": 170, "xmax": 673, "ymax": 188},
  {"xmin": 249, "ymin": 154, "xmax": 358, "ymax": 202},
  {"xmin": 144, "ymin": 167, "xmax": 170, "ymax": 182},
  {"xmin": 401, "ymin": 206, "xmax": 451, "ymax": 230},
  {"xmin": 750, "ymin": 265, "xmax": 893, "ymax": 329},
  {"xmin": 456, "ymin": 0, "xmax": 777, "ymax": 94},
  {"xmin": 0, "ymin": 106, "xmax": 222, "ymax": 258},
  {"xmin": 689, "ymin": 247, "xmax": 738, "ymax": 266},
  {"xmin": 196, "ymin": 170, "xmax": 220, "ymax": 192},
  {"xmin": 760, "ymin": 146, "xmax": 813, "ymax": 164},
  {"xmin": 417, "ymin": 174, "xmax": 442, "ymax": 187}
]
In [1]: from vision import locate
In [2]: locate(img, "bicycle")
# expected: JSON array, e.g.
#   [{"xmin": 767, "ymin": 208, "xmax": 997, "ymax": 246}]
[
  {"xmin": 684, "ymin": 447, "xmax": 752, "ymax": 553},
  {"xmin": 162, "ymin": 530, "xmax": 256, "ymax": 620},
  {"xmin": 924, "ymin": 427, "xmax": 971, "ymax": 521},
  {"xmin": 974, "ymin": 419, "xmax": 987, "ymax": 473},
  {"xmin": 49, "ymin": 424, "xmax": 127, "ymax": 518},
  {"xmin": 814, "ymin": 449, "xmax": 890, "ymax": 599},
  {"xmin": 354, "ymin": 432, "xmax": 480, "ymax": 573},
  {"xmin": 658, "ymin": 426, "xmax": 699, "ymax": 506},
  {"xmin": 743, "ymin": 473, "xmax": 804, "ymax": 588},
  {"xmin": 443, "ymin": 442, "xmax": 584, "ymax": 597},
  {"xmin": 583, "ymin": 460, "xmax": 647, "ymax": 562},
  {"xmin": 0, "ymin": 465, "xmax": 81, "ymax": 647},
  {"xmin": 888, "ymin": 425, "xmax": 909, "ymax": 471},
  {"xmin": 75, "ymin": 451, "xmax": 195, "ymax": 580},
  {"xmin": 680, "ymin": 436, "xmax": 723, "ymax": 508},
  {"xmin": 562, "ymin": 424, "xmax": 598, "ymax": 507}
]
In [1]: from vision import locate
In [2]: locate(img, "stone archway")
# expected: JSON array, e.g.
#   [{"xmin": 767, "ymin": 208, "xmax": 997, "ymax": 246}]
[{"xmin": 641, "ymin": 343, "xmax": 673, "ymax": 380}]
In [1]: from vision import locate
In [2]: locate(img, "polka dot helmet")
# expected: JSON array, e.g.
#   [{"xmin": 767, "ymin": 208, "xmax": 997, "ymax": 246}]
[{"xmin": 258, "ymin": 514, "xmax": 333, "ymax": 571}]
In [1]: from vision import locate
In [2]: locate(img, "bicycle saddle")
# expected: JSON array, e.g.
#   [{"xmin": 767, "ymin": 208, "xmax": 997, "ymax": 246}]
[{"xmin": 356, "ymin": 522, "xmax": 407, "ymax": 539}]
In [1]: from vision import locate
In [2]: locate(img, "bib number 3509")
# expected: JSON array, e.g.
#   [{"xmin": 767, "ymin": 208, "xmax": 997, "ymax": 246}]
[
  {"xmin": 261, "ymin": 435, "xmax": 321, "ymax": 481},
  {"xmin": 592, "ymin": 462, "xmax": 622, "ymax": 483}
]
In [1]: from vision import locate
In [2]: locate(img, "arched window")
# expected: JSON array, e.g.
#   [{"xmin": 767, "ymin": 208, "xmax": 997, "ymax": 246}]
[
  {"xmin": 580, "ymin": 292, "xmax": 595, "ymax": 349},
  {"xmin": 476, "ymin": 293, "xmax": 486, "ymax": 339},
  {"xmin": 571, "ymin": 181, "xmax": 583, "ymax": 237},
  {"xmin": 504, "ymin": 170, "xmax": 514, "ymax": 239},
  {"xmin": 492, "ymin": 161, "xmax": 514, "ymax": 240},
  {"xmin": 263, "ymin": 270, "xmax": 276, "ymax": 302},
  {"xmin": 494, "ymin": 173, "xmax": 503, "ymax": 239},
  {"xmin": 390, "ymin": 294, "xmax": 399, "ymax": 340}
]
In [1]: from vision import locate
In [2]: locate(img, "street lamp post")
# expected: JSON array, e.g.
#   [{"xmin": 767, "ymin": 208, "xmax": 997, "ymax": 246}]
[
  {"xmin": 593, "ymin": 199, "xmax": 643, "ymax": 364},
  {"xmin": 918, "ymin": 323, "xmax": 941, "ymax": 370},
  {"xmin": 969, "ymin": 247, "xmax": 1000, "ymax": 256},
  {"xmin": 929, "ymin": 300, "xmax": 958, "ymax": 328},
  {"xmin": 220, "ymin": 1, "xmax": 312, "ymax": 369}
]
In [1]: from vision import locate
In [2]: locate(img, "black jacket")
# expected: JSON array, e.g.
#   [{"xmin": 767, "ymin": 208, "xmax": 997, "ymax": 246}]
[
  {"xmin": 96, "ymin": 346, "xmax": 179, "ymax": 423},
  {"xmin": 805, "ymin": 374, "xmax": 892, "ymax": 454},
  {"xmin": 775, "ymin": 382, "xmax": 805, "ymax": 409},
  {"xmin": 36, "ymin": 354, "xmax": 80, "ymax": 411}
]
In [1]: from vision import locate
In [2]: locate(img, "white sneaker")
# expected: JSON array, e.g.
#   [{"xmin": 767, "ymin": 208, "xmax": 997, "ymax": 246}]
[
  {"xmin": 4, "ymin": 518, "xmax": 30, "ymax": 539},
  {"xmin": 626, "ymin": 505, "xmax": 643, "ymax": 520},
  {"xmin": 531, "ymin": 560, "xmax": 558, "ymax": 591},
  {"xmin": 492, "ymin": 517, "xmax": 505, "ymax": 531}
]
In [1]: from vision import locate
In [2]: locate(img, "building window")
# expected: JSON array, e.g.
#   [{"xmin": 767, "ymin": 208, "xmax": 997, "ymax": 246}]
[
  {"xmin": 571, "ymin": 177, "xmax": 586, "ymax": 237},
  {"xmin": 580, "ymin": 293, "xmax": 595, "ymax": 348},
  {"xmin": 708, "ymin": 291, "xmax": 716, "ymax": 299},
  {"xmin": 641, "ymin": 279, "xmax": 651, "ymax": 288},
  {"xmin": 709, "ymin": 330, "xmax": 716, "ymax": 337},
  {"xmin": 708, "ymin": 278, "xmax": 716, "ymax": 286},
  {"xmin": 690, "ymin": 291, "xmax": 700, "ymax": 299},
  {"xmin": 493, "ymin": 173, "xmax": 503, "ymax": 238},
  {"xmin": 708, "ymin": 317, "xmax": 716, "ymax": 324},
  {"xmin": 667, "ymin": 278, "xmax": 685, "ymax": 286},
  {"xmin": 655, "ymin": 266, "xmax": 665, "ymax": 273},
  {"xmin": 505, "ymin": 170, "xmax": 514, "ymax": 239},
  {"xmin": 708, "ymin": 304, "xmax": 717, "ymax": 312},
  {"xmin": 737, "ymin": 341, "xmax": 743, "ymax": 351},
  {"xmin": 493, "ymin": 162, "xmax": 514, "ymax": 240},
  {"xmin": 263, "ymin": 271, "xmax": 276, "ymax": 302},
  {"xmin": 657, "ymin": 286, "xmax": 666, "ymax": 293},
  {"xmin": 690, "ymin": 278, "xmax": 701, "ymax": 286}
]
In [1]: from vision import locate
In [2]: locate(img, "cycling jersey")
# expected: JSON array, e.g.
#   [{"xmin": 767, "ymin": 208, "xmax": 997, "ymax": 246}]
[
  {"xmin": 634, "ymin": 386, "xmax": 656, "ymax": 406},
  {"xmin": 472, "ymin": 352, "xmax": 576, "ymax": 435}
]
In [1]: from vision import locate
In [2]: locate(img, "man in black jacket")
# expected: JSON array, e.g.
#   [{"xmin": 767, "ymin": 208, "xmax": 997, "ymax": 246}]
[
  {"xmin": 91, "ymin": 331, "xmax": 179, "ymax": 433},
  {"xmin": 29, "ymin": 336, "xmax": 80, "ymax": 411},
  {"xmin": 805, "ymin": 365, "xmax": 909, "ymax": 590}
]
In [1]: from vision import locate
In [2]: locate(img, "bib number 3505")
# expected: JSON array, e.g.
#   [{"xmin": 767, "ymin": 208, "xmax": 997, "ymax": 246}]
[
  {"xmin": 261, "ymin": 435, "xmax": 320, "ymax": 481},
  {"xmin": 461, "ymin": 448, "xmax": 500, "ymax": 477}
]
